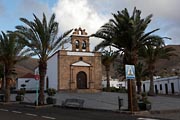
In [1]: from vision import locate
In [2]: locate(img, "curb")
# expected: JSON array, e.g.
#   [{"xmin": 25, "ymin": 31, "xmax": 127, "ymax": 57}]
[
  {"xmin": 0, "ymin": 101, "xmax": 20, "ymax": 105},
  {"xmin": 54, "ymin": 104, "xmax": 150, "ymax": 115},
  {"xmin": 54, "ymin": 104, "xmax": 180, "ymax": 116},
  {"xmin": 150, "ymin": 109, "xmax": 180, "ymax": 114},
  {"xmin": 20, "ymin": 102, "xmax": 54, "ymax": 109},
  {"xmin": 24, "ymin": 104, "xmax": 54, "ymax": 109}
]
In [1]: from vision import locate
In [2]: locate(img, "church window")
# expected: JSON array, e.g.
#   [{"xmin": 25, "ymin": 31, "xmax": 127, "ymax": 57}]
[
  {"xmin": 82, "ymin": 40, "xmax": 86, "ymax": 49},
  {"xmin": 75, "ymin": 40, "xmax": 80, "ymax": 49}
]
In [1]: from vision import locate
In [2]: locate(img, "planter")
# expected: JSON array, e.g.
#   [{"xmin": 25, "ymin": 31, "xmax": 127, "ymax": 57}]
[
  {"xmin": 46, "ymin": 97, "xmax": 56, "ymax": 104},
  {"xmin": 138, "ymin": 102, "xmax": 151, "ymax": 111},
  {"xmin": 16, "ymin": 95, "xmax": 24, "ymax": 102}
]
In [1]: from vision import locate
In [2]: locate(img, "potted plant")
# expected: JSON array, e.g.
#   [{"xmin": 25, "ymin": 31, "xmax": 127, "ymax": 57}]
[
  {"xmin": 46, "ymin": 88, "xmax": 56, "ymax": 104},
  {"xmin": 137, "ymin": 92, "xmax": 151, "ymax": 111},
  {"xmin": 16, "ymin": 88, "xmax": 25, "ymax": 101}
]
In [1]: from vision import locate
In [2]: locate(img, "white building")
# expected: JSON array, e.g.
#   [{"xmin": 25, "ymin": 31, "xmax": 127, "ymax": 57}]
[
  {"xmin": 141, "ymin": 76, "xmax": 180, "ymax": 94},
  {"xmin": 35, "ymin": 28, "xmax": 102, "ymax": 92},
  {"xmin": 16, "ymin": 73, "xmax": 39, "ymax": 90},
  {"xmin": 101, "ymin": 77, "xmax": 127, "ymax": 89}
]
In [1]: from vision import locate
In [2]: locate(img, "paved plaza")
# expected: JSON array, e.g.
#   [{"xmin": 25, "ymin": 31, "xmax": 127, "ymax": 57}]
[
  {"xmin": 9, "ymin": 92, "xmax": 180, "ymax": 120},
  {"xmin": 10, "ymin": 92, "xmax": 180, "ymax": 111}
]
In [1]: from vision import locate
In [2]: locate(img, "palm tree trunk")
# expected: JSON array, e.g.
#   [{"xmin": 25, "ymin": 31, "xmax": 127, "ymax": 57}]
[
  {"xmin": 136, "ymin": 80, "xmax": 141, "ymax": 94},
  {"xmin": 149, "ymin": 72, "xmax": 155, "ymax": 96},
  {"xmin": 1, "ymin": 76, "xmax": 5, "ymax": 90},
  {"xmin": 148, "ymin": 64, "xmax": 155, "ymax": 96},
  {"xmin": 132, "ymin": 80, "xmax": 138, "ymax": 110},
  {"xmin": 38, "ymin": 60, "xmax": 47, "ymax": 105},
  {"xmin": 5, "ymin": 78, "xmax": 10, "ymax": 102},
  {"xmin": 127, "ymin": 51, "xmax": 138, "ymax": 111},
  {"xmin": 106, "ymin": 69, "xmax": 110, "ymax": 92},
  {"xmin": 128, "ymin": 80, "xmax": 138, "ymax": 111}
]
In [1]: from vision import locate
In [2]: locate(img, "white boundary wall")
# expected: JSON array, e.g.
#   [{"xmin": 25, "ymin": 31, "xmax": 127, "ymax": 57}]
[
  {"xmin": 16, "ymin": 78, "xmax": 39, "ymax": 90},
  {"xmin": 142, "ymin": 76, "xmax": 180, "ymax": 94}
]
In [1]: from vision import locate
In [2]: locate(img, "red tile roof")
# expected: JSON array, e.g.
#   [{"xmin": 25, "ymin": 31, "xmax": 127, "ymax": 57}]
[{"xmin": 20, "ymin": 73, "xmax": 35, "ymax": 78}]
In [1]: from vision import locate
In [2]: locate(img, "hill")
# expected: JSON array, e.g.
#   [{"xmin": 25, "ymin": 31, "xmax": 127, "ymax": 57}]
[
  {"xmin": 102, "ymin": 45, "xmax": 180, "ymax": 79},
  {"xmin": 15, "ymin": 58, "xmax": 38, "ymax": 78},
  {"xmin": 155, "ymin": 45, "xmax": 180, "ymax": 76},
  {"xmin": 15, "ymin": 45, "xmax": 180, "ymax": 78}
]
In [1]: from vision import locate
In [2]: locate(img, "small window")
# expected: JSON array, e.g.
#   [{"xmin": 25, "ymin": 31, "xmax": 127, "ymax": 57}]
[
  {"xmin": 79, "ymin": 57, "xmax": 83, "ymax": 61},
  {"xmin": 160, "ymin": 84, "xmax": 162, "ymax": 90},
  {"xmin": 75, "ymin": 40, "xmax": 79, "ymax": 49},
  {"xmin": 82, "ymin": 40, "xmax": 86, "ymax": 49}
]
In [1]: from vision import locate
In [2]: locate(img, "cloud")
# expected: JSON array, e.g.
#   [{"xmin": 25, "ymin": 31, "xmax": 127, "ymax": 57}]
[
  {"xmin": 53, "ymin": 0, "xmax": 108, "ymax": 50},
  {"xmin": 90, "ymin": 0, "xmax": 180, "ymax": 37},
  {"xmin": 53, "ymin": 0, "xmax": 180, "ymax": 49}
]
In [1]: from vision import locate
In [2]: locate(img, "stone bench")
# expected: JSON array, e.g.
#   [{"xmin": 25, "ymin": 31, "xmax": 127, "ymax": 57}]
[{"xmin": 61, "ymin": 98, "xmax": 85, "ymax": 109}]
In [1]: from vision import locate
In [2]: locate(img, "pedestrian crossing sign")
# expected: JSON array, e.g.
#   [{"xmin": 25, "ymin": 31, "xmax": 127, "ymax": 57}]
[{"xmin": 125, "ymin": 65, "xmax": 135, "ymax": 80}]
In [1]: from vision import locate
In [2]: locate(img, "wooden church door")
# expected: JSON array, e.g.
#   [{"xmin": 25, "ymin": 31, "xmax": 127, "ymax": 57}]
[{"xmin": 77, "ymin": 71, "xmax": 87, "ymax": 89}]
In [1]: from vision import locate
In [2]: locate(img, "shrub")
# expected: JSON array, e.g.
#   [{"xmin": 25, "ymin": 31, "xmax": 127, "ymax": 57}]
[
  {"xmin": 47, "ymin": 88, "xmax": 56, "ymax": 96},
  {"xmin": 102, "ymin": 87, "xmax": 127, "ymax": 93},
  {"xmin": 138, "ymin": 92, "xmax": 151, "ymax": 104},
  {"xmin": 17, "ymin": 88, "xmax": 26, "ymax": 95}
]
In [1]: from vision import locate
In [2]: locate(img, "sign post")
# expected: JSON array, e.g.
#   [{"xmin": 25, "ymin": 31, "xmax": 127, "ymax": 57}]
[
  {"xmin": 34, "ymin": 74, "xmax": 40, "ymax": 106},
  {"xmin": 125, "ymin": 65, "xmax": 135, "ymax": 113}
]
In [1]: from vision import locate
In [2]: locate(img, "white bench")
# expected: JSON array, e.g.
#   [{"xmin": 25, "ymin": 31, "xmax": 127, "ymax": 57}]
[{"xmin": 62, "ymin": 98, "xmax": 84, "ymax": 109}]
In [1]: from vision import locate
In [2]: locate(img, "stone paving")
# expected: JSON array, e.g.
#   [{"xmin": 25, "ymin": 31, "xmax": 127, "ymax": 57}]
[
  {"xmin": 9, "ymin": 92, "xmax": 180, "ymax": 120},
  {"xmin": 10, "ymin": 92, "xmax": 180, "ymax": 111}
]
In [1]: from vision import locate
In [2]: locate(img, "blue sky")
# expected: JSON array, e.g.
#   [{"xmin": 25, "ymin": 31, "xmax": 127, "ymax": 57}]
[
  {"xmin": 0, "ymin": 0, "xmax": 180, "ymax": 49},
  {"xmin": 0, "ymin": 0, "xmax": 57, "ymax": 31}
]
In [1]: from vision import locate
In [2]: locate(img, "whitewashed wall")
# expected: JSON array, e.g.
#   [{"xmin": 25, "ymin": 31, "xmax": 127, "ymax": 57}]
[
  {"xmin": 142, "ymin": 76, "xmax": 180, "ymax": 94},
  {"xmin": 46, "ymin": 53, "xmax": 58, "ymax": 90},
  {"xmin": 16, "ymin": 78, "xmax": 39, "ymax": 90},
  {"xmin": 102, "ymin": 80, "xmax": 127, "ymax": 89}
]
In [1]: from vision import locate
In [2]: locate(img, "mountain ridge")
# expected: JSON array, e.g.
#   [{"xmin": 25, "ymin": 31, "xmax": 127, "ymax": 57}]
[{"xmin": 15, "ymin": 45, "xmax": 180, "ymax": 78}]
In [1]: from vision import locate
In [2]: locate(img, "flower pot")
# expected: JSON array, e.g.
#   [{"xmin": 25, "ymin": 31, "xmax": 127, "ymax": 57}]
[
  {"xmin": 146, "ymin": 103, "xmax": 151, "ymax": 110},
  {"xmin": 138, "ymin": 102, "xmax": 151, "ymax": 111},
  {"xmin": 46, "ymin": 97, "xmax": 56, "ymax": 104},
  {"xmin": 16, "ymin": 95, "xmax": 24, "ymax": 101}
]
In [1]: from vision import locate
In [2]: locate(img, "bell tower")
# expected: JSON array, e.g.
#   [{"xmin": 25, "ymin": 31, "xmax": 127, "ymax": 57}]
[{"xmin": 71, "ymin": 27, "xmax": 90, "ymax": 52}]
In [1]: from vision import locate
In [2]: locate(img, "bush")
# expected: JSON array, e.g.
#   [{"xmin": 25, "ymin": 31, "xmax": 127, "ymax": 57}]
[
  {"xmin": 138, "ymin": 92, "xmax": 151, "ymax": 104},
  {"xmin": 102, "ymin": 87, "xmax": 127, "ymax": 93},
  {"xmin": 17, "ymin": 88, "xmax": 26, "ymax": 96},
  {"xmin": 47, "ymin": 88, "xmax": 56, "ymax": 96}
]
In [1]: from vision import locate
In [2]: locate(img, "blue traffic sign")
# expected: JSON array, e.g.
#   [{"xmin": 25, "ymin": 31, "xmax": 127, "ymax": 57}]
[{"xmin": 125, "ymin": 65, "xmax": 135, "ymax": 80}]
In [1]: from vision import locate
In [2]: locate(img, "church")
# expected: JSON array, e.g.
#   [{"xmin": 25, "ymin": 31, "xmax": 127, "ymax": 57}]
[{"xmin": 46, "ymin": 28, "xmax": 102, "ymax": 92}]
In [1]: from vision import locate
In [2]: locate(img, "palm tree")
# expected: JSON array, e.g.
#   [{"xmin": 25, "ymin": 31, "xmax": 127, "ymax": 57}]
[
  {"xmin": 15, "ymin": 13, "xmax": 73, "ymax": 105},
  {"xmin": 139, "ymin": 43, "xmax": 177, "ymax": 95},
  {"xmin": 102, "ymin": 49, "xmax": 118, "ymax": 91},
  {"xmin": 0, "ymin": 32, "xmax": 32, "ymax": 102},
  {"xmin": 135, "ymin": 62, "xmax": 148, "ymax": 94},
  {"xmin": 92, "ymin": 7, "xmax": 164, "ymax": 111},
  {"xmin": 0, "ymin": 64, "xmax": 4, "ymax": 90}
]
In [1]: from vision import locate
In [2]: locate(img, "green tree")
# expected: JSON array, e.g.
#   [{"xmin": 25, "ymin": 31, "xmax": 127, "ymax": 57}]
[
  {"xmin": 15, "ymin": 13, "xmax": 72, "ymax": 105},
  {"xmin": 0, "ymin": 32, "xmax": 32, "ymax": 102},
  {"xmin": 92, "ymin": 7, "xmax": 163, "ymax": 111},
  {"xmin": 102, "ymin": 50, "xmax": 118, "ymax": 91},
  {"xmin": 139, "ymin": 43, "xmax": 177, "ymax": 95},
  {"xmin": 135, "ymin": 62, "xmax": 148, "ymax": 94}
]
